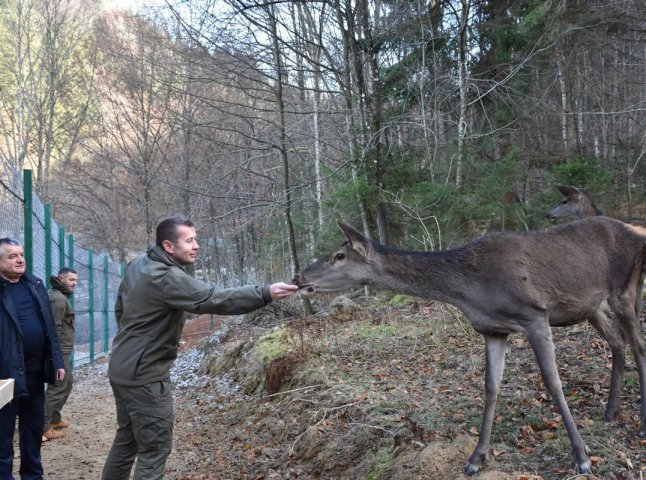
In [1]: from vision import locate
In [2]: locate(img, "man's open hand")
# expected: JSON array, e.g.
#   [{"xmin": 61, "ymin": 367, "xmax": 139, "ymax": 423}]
[{"xmin": 269, "ymin": 282, "xmax": 299, "ymax": 300}]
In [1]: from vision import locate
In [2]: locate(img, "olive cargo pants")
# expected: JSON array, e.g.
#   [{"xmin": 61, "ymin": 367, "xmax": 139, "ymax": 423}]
[
  {"xmin": 101, "ymin": 380, "xmax": 174, "ymax": 480},
  {"xmin": 44, "ymin": 352, "xmax": 73, "ymax": 429}
]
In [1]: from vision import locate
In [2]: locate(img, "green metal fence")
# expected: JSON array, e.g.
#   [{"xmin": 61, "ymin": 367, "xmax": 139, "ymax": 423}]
[{"xmin": 0, "ymin": 169, "xmax": 124, "ymax": 368}]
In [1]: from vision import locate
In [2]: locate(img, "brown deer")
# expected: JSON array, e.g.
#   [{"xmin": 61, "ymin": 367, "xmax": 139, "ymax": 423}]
[
  {"xmin": 547, "ymin": 184, "xmax": 646, "ymax": 228},
  {"xmin": 294, "ymin": 217, "xmax": 646, "ymax": 476},
  {"xmin": 546, "ymin": 184, "xmax": 604, "ymax": 221},
  {"xmin": 547, "ymin": 183, "xmax": 646, "ymax": 314},
  {"xmin": 544, "ymin": 184, "xmax": 646, "ymax": 424}
]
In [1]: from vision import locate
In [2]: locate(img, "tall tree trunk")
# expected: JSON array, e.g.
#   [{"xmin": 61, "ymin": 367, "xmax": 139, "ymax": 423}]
[
  {"xmin": 335, "ymin": 0, "xmax": 371, "ymax": 240},
  {"xmin": 266, "ymin": 4, "xmax": 312, "ymax": 314},
  {"xmin": 180, "ymin": 90, "xmax": 193, "ymax": 217},
  {"xmin": 455, "ymin": 0, "xmax": 470, "ymax": 188},
  {"xmin": 556, "ymin": 48, "xmax": 570, "ymax": 156},
  {"xmin": 359, "ymin": 0, "xmax": 388, "ymax": 244},
  {"xmin": 312, "ymin": 54, "xmax": 324, "ymax": 232},
  {"xmin": 297, "ymin": 2, "xmax": 324, "ymax": 235}
]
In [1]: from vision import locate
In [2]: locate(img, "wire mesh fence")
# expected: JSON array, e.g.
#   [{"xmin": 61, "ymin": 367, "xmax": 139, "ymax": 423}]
[
  {"xmin": 0, "ymin": 171, "xmax": 23, "ymax": 240},
  {"xmin": 0, "ymin": 167, "xmax": 123, "ymax": 368}
]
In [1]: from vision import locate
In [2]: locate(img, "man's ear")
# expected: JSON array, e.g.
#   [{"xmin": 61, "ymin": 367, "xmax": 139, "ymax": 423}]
[{"xmin": 162, "ymin": 239, "xmax": 174, "ymax": 254}]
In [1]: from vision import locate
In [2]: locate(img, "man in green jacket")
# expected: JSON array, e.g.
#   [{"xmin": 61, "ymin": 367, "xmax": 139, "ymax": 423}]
[
  {"xmin": 101, "ymin": 215, "xmax": 298, "ymax": 480},
  {"xmin": 42, "ymin": 267, "xmax": 78, "ymax": 441}
]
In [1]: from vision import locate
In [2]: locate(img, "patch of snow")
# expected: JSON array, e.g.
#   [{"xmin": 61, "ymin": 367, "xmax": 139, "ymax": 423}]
[
  {"xmin": 171, "ymin": 349, "xmax": 209, "ymax": 389},
  {"xmin": 74, "ymin": 332, "xmax": 241, "ymax": 400},
  {"xmin": 171, "ymin": 341, "xmax": 241, "ymax": 399}
]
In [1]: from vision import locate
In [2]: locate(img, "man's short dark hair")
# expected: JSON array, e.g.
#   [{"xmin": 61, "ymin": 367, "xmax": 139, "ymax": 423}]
[
  {"xmin": 0, "ymin": 237, "xmax": 21, "ymax": 256},
  {"xmin": 156, "ymin": 215, "xmax": 194, "ymax": 247},
  {"xmin": 0, "ymin": 237, "xmax": 21, "ymax": 247},
  {"xmin": 58, "ymin": 267, "xmax": 77, "ymax": 276}
]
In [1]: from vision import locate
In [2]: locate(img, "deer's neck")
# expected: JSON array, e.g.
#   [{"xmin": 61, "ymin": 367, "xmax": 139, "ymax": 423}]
[
  {"xmin": 581, "ymin": 200, "xmax": 603, "ymax": 217},
  {"xmin": 370, "ymin": 247, "xmax": 469, "ymax": 305}
]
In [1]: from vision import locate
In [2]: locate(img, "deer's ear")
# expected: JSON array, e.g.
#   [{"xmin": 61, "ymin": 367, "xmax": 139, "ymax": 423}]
[
  {"xmin": 338, "ymin": 223, "xmax": 372, "ymax": 258},
  {"xmin": 556, "ymin": 184, "xmax": 580, "ymax": 198}
]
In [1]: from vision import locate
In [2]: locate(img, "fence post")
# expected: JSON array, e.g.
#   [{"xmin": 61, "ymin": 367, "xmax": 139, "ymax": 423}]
[
  {"xmin": 103, "ymin": 255, "xmax": 109, "ymax": 353},
  {"xmin": 45, "ymin": 205, "xmax": 52, "ymax": 288},
  {"xmin": 23, "ymin": 170, "xmax": 32, "ymax": 274},
  {"xmin": 58, "ymin": 226, "xmax": 65, "ymax": 271},
  {"xmin": 67, "ymin": 234, "xmax": 74, "ymax": 269},
  {"xmin": 67, "ymin": 235, "xmax": 74, "ymax": 310},
  {"xmin": 88, "ymin": 248, "xmax": 95, "ymax": 364},
  {"xmin": 67, "ymin": 233, "xmax": 75, "ymax": 370}
]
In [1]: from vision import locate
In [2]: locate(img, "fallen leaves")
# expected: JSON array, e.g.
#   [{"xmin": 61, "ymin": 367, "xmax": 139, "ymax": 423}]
[{"xmin": 150, "ymin": 311, "xmax": 646, "ymax": 479}]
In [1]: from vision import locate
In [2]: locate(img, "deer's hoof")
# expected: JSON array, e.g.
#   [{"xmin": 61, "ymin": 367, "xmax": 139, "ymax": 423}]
[
  {"xmin": 602, "ymin": 408, "xmax": 618, "ymax": 422},
  {"xmin": 575, "ymin": 461, "xmax": 591, "ymax": 475},
  {"xmin": 463, "ymin": 462, "xmax": 479, "ymax": 476}
]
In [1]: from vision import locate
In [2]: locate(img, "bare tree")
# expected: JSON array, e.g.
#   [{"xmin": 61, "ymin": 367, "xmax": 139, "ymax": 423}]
[
  {"xmin": 93, "ymin": 11, "xmax": 175, "ymax": 243},
  {"xmin": 0, "ymin": 0, "xmax": 95, "ymax": 194}
]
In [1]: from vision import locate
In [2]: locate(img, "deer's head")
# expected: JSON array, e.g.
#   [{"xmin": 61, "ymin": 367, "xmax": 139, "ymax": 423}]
[
  {"xmin": 546, "ymin": 184, "xmax": 600, "ymax": 222},
  {"xmin": 294, "ymin": 223, "xmax": 374, "ymax": 297}
]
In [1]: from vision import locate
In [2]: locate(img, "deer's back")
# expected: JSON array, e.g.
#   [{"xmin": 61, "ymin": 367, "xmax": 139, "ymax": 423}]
[{"xmin": 450, "ymin": 217, "xmax": 646, "ymax": 321}]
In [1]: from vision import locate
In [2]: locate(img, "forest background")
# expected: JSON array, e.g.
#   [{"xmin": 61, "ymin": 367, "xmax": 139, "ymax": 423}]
[{"xmin": 0, "ymin": 0, "xmax": 644, "ymax": 289}]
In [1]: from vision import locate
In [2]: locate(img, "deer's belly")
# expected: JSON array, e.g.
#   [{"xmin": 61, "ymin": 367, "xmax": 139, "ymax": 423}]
[{"xmin": 548, "ymin": 304, "xmax": 599, "ymax": 327}]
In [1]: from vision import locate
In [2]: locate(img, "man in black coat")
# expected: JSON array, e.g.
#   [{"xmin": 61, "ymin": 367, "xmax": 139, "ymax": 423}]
[{"xmin": 0, "ymin": 238, "xmax": 65, "ymax": 479}]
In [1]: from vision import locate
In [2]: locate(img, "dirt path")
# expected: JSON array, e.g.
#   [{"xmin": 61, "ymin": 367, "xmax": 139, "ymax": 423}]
[
  {"xmin": 37, "ymin": 360, "xmax": 115, "ymax": 479},
  {"xmin": 9, "ymin": 358, "xmax": 117, "ymax": 479},
  {"xmin": 12, "ymin": 315, "xmax": 218, "ymax": 480},
  {"xmin": 35, "ymin": 361, "xmax": 209, "ymax": 480}
]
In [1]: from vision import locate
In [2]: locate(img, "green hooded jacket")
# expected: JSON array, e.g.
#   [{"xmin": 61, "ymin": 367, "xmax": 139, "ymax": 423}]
[
  {"xmin": 108, "ymin": 245, "xmax": 272, "ymax": 386},
  {"xmin": 48, "ymin": 275, "xmax": 75, "ymax": 354}
]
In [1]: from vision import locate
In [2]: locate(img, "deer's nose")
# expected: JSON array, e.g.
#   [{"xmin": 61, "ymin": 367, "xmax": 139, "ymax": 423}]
[{"xmin": 292, "ymin": 274, "xmax": 301, "ymax": 285}]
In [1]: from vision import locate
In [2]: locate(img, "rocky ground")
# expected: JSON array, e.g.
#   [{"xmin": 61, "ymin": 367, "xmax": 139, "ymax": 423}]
[{"xmin": 14, "ymin": 296, "xmax": 646, "ymax": 479}]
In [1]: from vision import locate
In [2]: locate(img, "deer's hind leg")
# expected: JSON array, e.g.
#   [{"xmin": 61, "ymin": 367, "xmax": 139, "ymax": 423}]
[
  {"xmin": 589, "ymin": 310, "xmax": 626, "ymax": 421},
  {"xmin": 464, "ymin": 334, "xmax": 507, "ymax": 476},
  {"xmin": 630, "ymin": 339, "xmax": 646, "ymax": 437},
  {"xmin": 525, "ymin": 322, "xmax": 590, "ymax": 474},
  {"xmin": 611, "ymin": 300, "xmax": 646, "ymax": 437}
]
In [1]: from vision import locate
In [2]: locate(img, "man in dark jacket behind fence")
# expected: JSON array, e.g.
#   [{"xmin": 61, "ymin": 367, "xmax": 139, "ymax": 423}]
[
  {"xmin": 0, "ymin": 237, "xmax": 65, "ymax": 479},
  {"xmin": 101, "ymin": 215, "xmax": 298, "ymax": 480},
  {"xmin": 42, "ymin": 267, "xmax": 78, "ymax": 441}
]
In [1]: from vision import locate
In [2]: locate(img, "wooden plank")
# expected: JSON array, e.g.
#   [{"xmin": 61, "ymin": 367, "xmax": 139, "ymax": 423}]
[{"xmin": 0, "ymin": 379, "xmax": 14, "ymax": 408}]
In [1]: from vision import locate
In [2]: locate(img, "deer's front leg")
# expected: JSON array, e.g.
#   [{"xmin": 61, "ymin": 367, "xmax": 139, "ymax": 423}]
[
  {"xmin": 525, "ymin": 323, "xmax": 591, "ymax": 474},
  {"xmin": 464, "ymin": 334, "xmax": 507, "ymax": 476}
]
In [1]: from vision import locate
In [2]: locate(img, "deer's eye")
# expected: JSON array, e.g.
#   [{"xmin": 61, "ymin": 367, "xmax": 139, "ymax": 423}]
[{"xmin": 335, "ymin": 253, "xmax": 345, "ymax": 261}]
